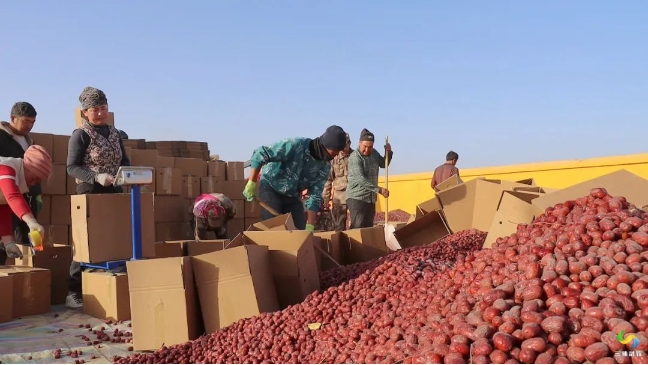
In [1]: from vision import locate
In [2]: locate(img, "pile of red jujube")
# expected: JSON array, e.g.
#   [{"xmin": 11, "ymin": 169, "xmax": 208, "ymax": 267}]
[
  {"xmin": 115, "ymin": 188, "xmax": 648, "ymax": 364},
  {"xmin": 374, "ymin": 209, "xmax": 413, "ymax": 223}
]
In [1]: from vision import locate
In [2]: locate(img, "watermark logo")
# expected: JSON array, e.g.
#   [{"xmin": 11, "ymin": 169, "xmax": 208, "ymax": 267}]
[{"xmin": 617, "ymin": 331, "xmax": 640, "ymax": 351}]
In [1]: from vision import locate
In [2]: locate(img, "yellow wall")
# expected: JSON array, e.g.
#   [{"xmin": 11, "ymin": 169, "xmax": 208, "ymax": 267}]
[{"xmin": 377, "ymin": 153, "xmax": 648, "ymax": 214}]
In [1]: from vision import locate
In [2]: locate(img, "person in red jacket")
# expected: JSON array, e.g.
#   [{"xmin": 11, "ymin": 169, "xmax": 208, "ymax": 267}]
[{"xmin": 0, "ymin": 145, "xmax": 51, "ymax": 259}]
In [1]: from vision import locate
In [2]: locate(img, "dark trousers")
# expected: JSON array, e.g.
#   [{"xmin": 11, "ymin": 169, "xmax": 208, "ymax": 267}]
[
  {"xmin": 191, "ymin": 217, "xmax": 229, "ymax": 240},
  {"xmin": 347, "ymin": 198, "xmax": 376, "ymax": 229},
  {"xmin": 331, "ymin": 203, "xmax": 348, "ymax": 231},
  {"xmin": 68, "ymin": 183, "xmax": 123, "ymax": 295},
  {"xmin": 258, "ymin": 181, "xmax": 306, "ymax": 230},
  {"xmin": 0, "ymin": 194, "xmax": 38, "ymax": 265}
]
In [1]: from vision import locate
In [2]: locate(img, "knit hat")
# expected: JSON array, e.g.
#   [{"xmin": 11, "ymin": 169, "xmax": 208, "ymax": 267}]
[
  {"xmin": 10, "ymin": 102, "xmax": 37, "ymax": 118},
  {"xmin": 23, "ymin": 145, "xmax": 52, "ymax": 183},
  {"xmin": 320, "ymin": 125, "xmax": 347, "ymax": 151},
  {"xmin": 79, "ymin": 87, "xmax": 108, "ymax": 110},
  {"xmin": 359, "ymin": 128, "xmax": 374, "ymax": 142}
]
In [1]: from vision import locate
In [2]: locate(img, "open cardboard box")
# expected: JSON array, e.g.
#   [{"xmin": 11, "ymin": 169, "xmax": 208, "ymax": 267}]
[
  {"xmin": 394, "ymin": 210, "xmax": 450, "ymax": 248},
  {"xmin": 435, "ymin": 174, "xmax": 461, "ymax": 192},
  {"xmin": 341, "ymin": 226, "xmax": 390, "ymax": 264},
  {"xmin": 530, "ymin": 169, "xmax": 648, "ymax": 216},
  {"xmin": 313, "ymin": 231, "xmax": 344, "ymax": 271},
  {"xmin": 229, "ymin": 230, "xmax": 320, "ymax": 309},
  {"xmin": 415, "ymin": 197, "xmax": 442, "ymax": 219},
  {"xmin": 484, "ymin": 191, "xmax": 543, "ymax": 248}
]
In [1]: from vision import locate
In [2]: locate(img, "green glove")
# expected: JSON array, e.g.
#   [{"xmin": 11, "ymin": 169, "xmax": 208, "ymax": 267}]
[
  {"xmin": 35, "ymin": 195, "xmax": 43, "ymax": 212},
  {"xmin": 305, "ymin": 223, "xmax": 315, "ymax": 232},
  {"xmin": 243, "ymin": 180, "xmax": 257, "ymax": 201}
]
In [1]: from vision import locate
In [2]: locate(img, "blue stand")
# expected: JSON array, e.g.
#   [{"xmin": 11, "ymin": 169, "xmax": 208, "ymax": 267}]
[{"xmin": 81, "ymin": 185, "xmax": 144, "ymax": 270}]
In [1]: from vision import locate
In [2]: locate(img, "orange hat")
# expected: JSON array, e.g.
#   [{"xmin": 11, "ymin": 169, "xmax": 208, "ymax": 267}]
[{"xmin": 23, "ymin": 145, "xmax": 52, "ymax": 182}]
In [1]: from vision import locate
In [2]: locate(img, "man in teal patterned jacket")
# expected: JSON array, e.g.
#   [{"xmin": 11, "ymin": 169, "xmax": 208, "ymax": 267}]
[{"xmin": 243, "ymin": 126, "xmax": 348, "ymax": 231}]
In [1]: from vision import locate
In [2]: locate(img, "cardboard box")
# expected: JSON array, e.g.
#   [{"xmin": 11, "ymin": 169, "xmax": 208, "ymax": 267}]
[
  {"xmin": 42, "ymin": 164, "xmax": 67, "ymax": 195},
  {"xmin": 127, "ymin": 257, "xmax": 202, "ymax": 351},
  {"xmin": 208, "ymin": 161, "xmax": 226, "ymax": 179},
  {"xmin": 42, "ymin": 224, "xmax": 70, "ymax": 245},
  {"xmin": 221, "ymin": 180, "xmax": 246, "ymax": 200},
  {"xmin": 52, "ymin": 135, "xmax": 70, "ymax": 165},
  {"xmin": 157, "ymin": 156, "xmax": 175, "ymax": 168},
  {"xmin": 186, "ymin": 240, "xmax": 230, "ymax": 256},
  {"xmin": 200, "ymin": 177, "xmax": 223, "ymax": 194},
  {"xmin": 244, "ymin": 200, "xmax": 261, "ymax": 218},
  {"xmin": 82, "ymin": 271, "xmax": 130, "ymax": 321},
  {"xmin": 531, "ymin": 169, "xmax": 648, "ymax": 216},
  {"xmin": 0, "ymin": 275, "xmax": 13, "ymax": 323},
  {"xmin": 39, "ymin": 195, "xmax": 51, "ymax": 225},
  {"xmin": 175, "ymin": 158, "xmax": 207, "ymax": 177},
  {"xmin": 51, "ymin": 195, "xmax": 71, "ymax": 225},
  {"xmin": 436, "ymin": 179, "xmax": 509, "ymax": 233},
  {"xmin": 484, "ymin": 191, "xmax": 542, "ymax": 248},
  {"xmin": 232, "ymin": 200, "xmax": 245, "ymax": 218},
  {"xmin": 18, "ymin": 244, "xmax": 73, "ymax": 304},
  {"xmin": 227, "ymin": 218, "xmax": 245, "ymax": 239},
  {"xmin": 155, "ymin": 241, "xmax": 187, "ymax": 258},
  {"xmin": 155, "ymin": 222, "xmax": 184, "ymax": 242},
  {"xmin": 230, "ymin": 231, "xmax": 320, "ymax": 309},
  {"xmin": 313, "ymin": 231, "xmax": 343, "ymax": 271},
  {"xmin": 226, "ymin": 162, "xmax": 244, "ymax": 181},
  {"xmin": 75, "ymin": 107, "xmax": 114, "ymax": 127},
  {"xmin": 71, "ymin": 193, "xmax": 155, "ymax": 262},
  {"xmin": 154, "ymin": 196, "xmax": 185, "ymax": 222},
  {"xmin": 192, "ymin": 246, "xmax": 279, "ymax": 333},
  {"xmin": 156, "ymin": 167, "xmax": 182, "ymax": 195},
  {"xmin": 394, "ymin": 210, "xmax": 451, "ymax": 249},
  {"xmin": 0, "ymin": 266, "xmax": 50, "ymax": 318},
  {"xmin": 246, "ymin": 214, "xmax": 296, "ymax": 231},
  {"xmin": 342, "ymin": 226, "xmax": 390, "ymax": 264},
  {"xmin": 435, "ymin": 174, "xmax": 461, "ymax": 192},
  {"xmin": 244, "ymin": 218, "xmax": 261, "ymax": 229},
  {"xmin": 30, "ymin": 133, "xmax": 54, "ymax": 156},
  {"xmin": 182, "ymin": 176, "xmax": 201, "ymax": 199}
]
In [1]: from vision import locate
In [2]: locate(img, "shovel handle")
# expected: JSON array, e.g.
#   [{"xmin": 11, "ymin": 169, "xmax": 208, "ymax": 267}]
[{"xmin": 384, "ymin": 136, "xmax": 389, "ymax": 226}]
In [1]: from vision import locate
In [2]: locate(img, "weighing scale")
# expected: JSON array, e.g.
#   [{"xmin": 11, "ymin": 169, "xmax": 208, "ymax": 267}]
[{"xmin": 80, "ymin": 166, "xmax": 154, "ymax": 270}]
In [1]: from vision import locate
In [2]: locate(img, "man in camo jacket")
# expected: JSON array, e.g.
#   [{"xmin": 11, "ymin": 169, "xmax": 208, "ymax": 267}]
[{"xmin": 323, "ymin": 133, "xmax": 352, "ymax": 231}]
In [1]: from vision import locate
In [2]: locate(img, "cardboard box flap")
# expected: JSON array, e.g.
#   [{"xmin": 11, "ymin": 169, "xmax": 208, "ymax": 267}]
[
  {"xmin": 246, "ymin": 214, "xmax": 297, "ymax": 231},
  {"xmin": 484, "ymin": 190, "xmax": 543, "ymax": 248},
  {"xmin": 531, "ymin": 169, "xmax": 648, "ymax": 213},
  {"xmin": 435, "ymin": 174, "xmax": 461, "ymax": 192},
  {"xmin": 241, "ymin": 230, "xmax": 311, "ymax": 252},
  {"xmin": 513, "ymin": 186, "xmax": 548, "ymax": 194},
  {"xmin": 0, "ymin": 265, "xmax": 49, "ymax": 275},
  {"xmin": 416, "ymin": 197, "xmax": 442, "ymax": 218},
  {"xmin": 394, "ymin": 210, "xmax": 450, "ymax": 248},
  {"xmin": 437, "ymin": 179, "xmax": 505, "ymax": 233},
  {"xmin": 193, "ymin": 247, "xmax": 265, "ymax": 284},
  {"xmin": 128, "ymin": 257, "xmax": 189, "ymax": 290},
  {"xmin": 515, "ymin": 178, "xmax": 536, "ymax": 186}
]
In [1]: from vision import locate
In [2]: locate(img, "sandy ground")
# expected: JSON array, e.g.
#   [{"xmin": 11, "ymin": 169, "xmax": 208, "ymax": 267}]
[{"xmin": 0, "ymin": 306, "xmax": 140, "ymax": 364}]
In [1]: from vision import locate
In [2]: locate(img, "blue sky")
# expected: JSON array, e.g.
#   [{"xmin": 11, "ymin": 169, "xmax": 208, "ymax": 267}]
[{"xmin": 1, "ymin": 1, "xmax": 646, "ymax": 175}]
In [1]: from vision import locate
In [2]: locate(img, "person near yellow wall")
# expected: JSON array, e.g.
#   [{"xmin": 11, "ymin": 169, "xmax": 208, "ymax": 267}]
[{"xmin": 431, "ymin": 151, "xmax": 462, "ymax": 191}]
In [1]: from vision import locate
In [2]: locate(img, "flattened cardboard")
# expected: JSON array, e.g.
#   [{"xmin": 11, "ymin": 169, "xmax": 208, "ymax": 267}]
[
  {"xmin": 246, "ymin": 214, "xmax": 297, "ymax": 231},
  {"xmin": 191, "ymin": 246, "xmax": 279, "ymax": 333},
  {"xmin": 394, "ymin": 210, "xmax": 451, "ymax": 248},
  {"xmin": 437, "ymin": 179, "xmax": 508, "ymax": 233},
  {"xmin": 0, "ymin": 275, "xmax": 13, "ymax": 323},
  {"xmin": 0, "ymin": 266, "xmax": 51, "ymax": 318},
  {"xmin": 531, "ymin": 169, "xmax": 648, "ymax": 215},
  {"xmin": 82, "ymin": 271, "xmax": 130, "ymax": 321},
  {"xmin": 484, "ymin": 191, "xmax": 542, "ymax": 248},
  {"xmin": 127, "ymin": 257, "xmax": 202, "ymax": 351},
  {"xmin": 232, "ymin": 231, "xmax": 320, "ymax": 308},
  {"xmin": 342, "ymin": 226, "xmax": 389, "ymax": 264}
]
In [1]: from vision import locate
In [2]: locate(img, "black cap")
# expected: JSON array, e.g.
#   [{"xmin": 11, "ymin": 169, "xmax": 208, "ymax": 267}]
[
  {"xmin": 320, "ymin": 125, "xmax": 347, "ymax": 151},
  {"xmin": 359, "ymin": 128, "xmax": 374, "ymax": 142}
]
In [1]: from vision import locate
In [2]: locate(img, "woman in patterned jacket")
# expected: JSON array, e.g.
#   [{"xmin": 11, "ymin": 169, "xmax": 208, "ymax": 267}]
[{"xmin": 65, "ymin": 86, "xmax": 131, "ymax": 309}]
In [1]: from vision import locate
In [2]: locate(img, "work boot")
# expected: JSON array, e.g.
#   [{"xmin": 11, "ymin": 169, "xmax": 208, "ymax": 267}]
[{"xmin": 66, "ymin": 292, "xmax": 83, "ymax": 309}]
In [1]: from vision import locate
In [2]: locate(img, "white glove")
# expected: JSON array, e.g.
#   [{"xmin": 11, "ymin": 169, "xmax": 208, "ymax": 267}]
[
  {"xmin": 95, "ymin": 173, "xmax": 114, "ymax": 186},
  {"xmin": 25, "ymin": 219, "xmax": 44, "ymax": 238},
  {"xmin": 3, "ymin": 242, "xmax": 23, "ymax": 259}
]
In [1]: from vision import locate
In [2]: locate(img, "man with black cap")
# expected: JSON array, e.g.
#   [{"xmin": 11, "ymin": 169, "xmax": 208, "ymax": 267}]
[
  {"xmin": 243, "ymin": 125, "xmax": 348, "ymax": 231},
  {"xmin": 346, "ymin": 128, "xmax": 393, "ymax": 229},
  {"xmin": 0, "ymin": 102, "xmax": 42, "ymax": 265}
]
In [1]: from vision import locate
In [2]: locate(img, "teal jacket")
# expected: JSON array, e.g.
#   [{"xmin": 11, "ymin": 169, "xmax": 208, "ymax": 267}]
[{"xmin": 250, "ymin": 138, "xmax": 331, "ymax": 212}]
